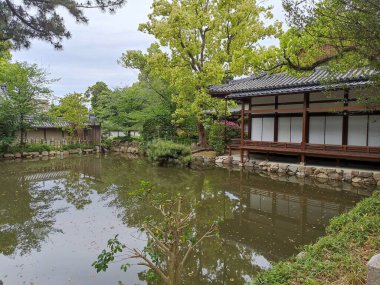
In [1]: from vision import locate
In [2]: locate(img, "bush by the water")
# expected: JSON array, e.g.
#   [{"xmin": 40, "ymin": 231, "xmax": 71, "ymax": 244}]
[
  {"xmin": 60, "ymin": 143, "xmax": 95, "ymax": 151},
  {"xmin": 146, "ymin": 139, "xmax": 191, "ymax": 165},
  {"xmin": 253, "ymin": 191, "xmax": 380, "ymax": 285},
  {"xmin": 207, "ymin": 121, "xmax": 240, "ymax": 154},
  {"xmin": 0, "ymin": 143, "xmax": 53, "ymax": 153}
]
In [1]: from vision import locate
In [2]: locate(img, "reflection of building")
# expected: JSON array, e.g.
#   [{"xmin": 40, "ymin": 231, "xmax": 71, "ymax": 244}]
[
  {"xmin": 209, "ymin": 69, "xmax": 380, "ymax": 164},
  {"xmin": 221, "ymin": 178, "xmax": 360, "ymax": 262}
]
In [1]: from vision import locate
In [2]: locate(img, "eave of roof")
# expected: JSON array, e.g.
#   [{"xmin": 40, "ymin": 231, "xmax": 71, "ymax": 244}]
[{"xmin": 208, "ymin": 68, "xmax": 374, "ymax": 98}]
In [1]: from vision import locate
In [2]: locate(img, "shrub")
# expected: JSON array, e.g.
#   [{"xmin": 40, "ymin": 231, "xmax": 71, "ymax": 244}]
[
  {"xmin": 207, "ymin": 121, "xmax": 240, "ymax": 155},
  {"xmin": 146, "ymin": 139, "xmax": 191, "ymax": 165},
  {"xmin": 61, "ymin": 143, "xmax": 95, "ymax": 151},
  {"xmin": 24, "ymin": 143, "xmax": 53, "ymax": 152}
]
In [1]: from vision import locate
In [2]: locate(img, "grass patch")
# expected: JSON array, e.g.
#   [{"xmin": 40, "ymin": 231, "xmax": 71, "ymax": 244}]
[{"xmin": 254, "ymin": 191, "xmax": 380, "ymax": 285}]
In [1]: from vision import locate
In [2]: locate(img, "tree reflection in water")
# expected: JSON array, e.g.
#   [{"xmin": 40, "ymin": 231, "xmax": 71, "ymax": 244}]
[{"xmin": 0, "ymin": 156, "xmax": 367, "ymax": 285}]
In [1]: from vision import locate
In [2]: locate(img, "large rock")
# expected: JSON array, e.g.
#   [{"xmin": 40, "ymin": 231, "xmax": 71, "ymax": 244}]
[
  {"xmin": 14, "ymin": 152, "xmax": 22, "ymax": 158},
  {"xmin": 367, "ymin": 254, "xmax": 380, "ymax": 285},
  {"xmin": 41, "ymin": 151, "xmax": 49, "ymax": 156},
  {"xmin": 316, "ymin": 173, "xmax": 329, "ymax": 179},
  {"xmin": 343, "ymin": 172, "xmax": 352, "ymax": 181},
  {"xmin": 287, "ymin": 165, "xmax": 298, "ymax": 174},
  {"xmin": 373, "ymin": 172, "xmax": 380, "ymax": 182},
  {"xmin": 269, "ymin": 163, "xmax": 279, "ymax": 173},
  {"xmin": 358, "ymin": 171, "xmax": 373, "ymax": 179},
  {"xmin": 3, "ymin": 153, "xmax": 15, "ymax": 159},
  {"xmin": 328, "ymin": 172, "xmax": 343, "ymax": 180},
  {"xmin": 244, "ymin": 160, "xmax": 256, "ymax": 168},
  {"xmin": 352, "ymin": 177, "xmax": 363, "ymax": 184}
]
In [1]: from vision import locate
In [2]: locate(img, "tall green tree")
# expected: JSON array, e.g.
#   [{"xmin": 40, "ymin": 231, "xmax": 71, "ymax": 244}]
[
  {"xmin": 252, "ymin": 0, "xmax": 380, "ymax": 83},
  {"xmin": 51, "ymin": 93, "xmax": 89, "ymax": 139},
  {"xmin": 121, "ymin": 0, "xmax": 280, "ymax": 147},
  {"xmin": 85, "ymin": 81, "xmax": 111, "ymax": 111},
  {"xmin": 0, "ymin": 61, "xmax": 53, "ymax": 145},
  {"xmin": 0, "ymin": 0, "xmax": 126, "ymax": 50}
]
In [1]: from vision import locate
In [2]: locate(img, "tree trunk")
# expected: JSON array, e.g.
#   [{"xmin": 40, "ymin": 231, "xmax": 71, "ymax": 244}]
[
  {"xmin": 197, "ymin": 120, "xmax": 208, "ymax": 148},
  {"xmin": 20, "ymin": 114, "xmax": 25, "ymax": 145}
]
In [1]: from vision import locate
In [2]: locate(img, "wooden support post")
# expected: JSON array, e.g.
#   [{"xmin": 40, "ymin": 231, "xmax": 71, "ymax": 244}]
[
  {"xmin": 301, "ymin": 93, "xmax": 309, "ymax": 164},
  {"xmin": 248, "ymin": 99, "xmax": 252, "ymax": 140},
  {"xmin": 274, "ymin": 95, "xmax": 279, "ymax": 142},
  {"xmin": 240, "ymin": 102, "xmax": 245, "ymax": 163},
  {"xmin": 240, "ymin": 102, "xmax": 245, "ymax": 146},
  {"xmin": 301, "ymin": 93, "xmax": 310, "ymax": 150},
  {"xmin": 342, "ymin": 89, "xmax": 349, "ymax": 145}
]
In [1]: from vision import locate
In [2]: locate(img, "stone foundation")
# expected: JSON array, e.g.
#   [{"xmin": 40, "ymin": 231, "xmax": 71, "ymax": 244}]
[{"xmin": 210, "ymin": 155, "xmax": 380, "ymax": 187}]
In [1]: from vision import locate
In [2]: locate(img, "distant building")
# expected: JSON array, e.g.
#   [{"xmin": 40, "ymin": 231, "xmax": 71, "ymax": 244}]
[
  {"xmin": 209, "ymin": 68, "xmax": 380, "ymax": 164},
  {"xmin": 19, "ymin": 115, "xmax": 101, "ymax": 145}
]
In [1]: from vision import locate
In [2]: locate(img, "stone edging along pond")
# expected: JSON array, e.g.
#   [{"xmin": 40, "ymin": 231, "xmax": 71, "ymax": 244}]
[
  {"xmin": 0, "ymin": 148, "xmax": 100, "ymax": 160},
  {"xmin": 192, "ymin": 155, "xmax": 380, "ymax": 188}
]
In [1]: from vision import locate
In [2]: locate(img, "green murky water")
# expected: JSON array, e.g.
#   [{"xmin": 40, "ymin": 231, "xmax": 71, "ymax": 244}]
[{"xmin": 0, "ymin": 155, "xmax": 371, "ymax": 285}]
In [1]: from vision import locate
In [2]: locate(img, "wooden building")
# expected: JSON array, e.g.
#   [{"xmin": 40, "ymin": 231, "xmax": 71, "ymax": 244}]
[
  {"xmin": 208, "ymin": 68, "xmax": 380, "ymax": 164},
  {"xmin": 19, "ymin": 116, "xmax": 102, "ymax": 145}
]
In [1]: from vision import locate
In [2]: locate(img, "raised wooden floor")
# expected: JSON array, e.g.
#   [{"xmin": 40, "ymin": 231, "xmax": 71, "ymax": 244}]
[{"xmin": 229, "ymin": 140, "xmax": 380, "ymax": 163}]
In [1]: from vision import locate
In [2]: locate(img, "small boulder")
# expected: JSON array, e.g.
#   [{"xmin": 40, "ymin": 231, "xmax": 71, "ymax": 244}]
[
  {"xmin": 41, "ymin": 151, "xmax": 49, "ymax": 156},
  {"xmin": 359, "ymin": 171, "xmax": 373, "ymax": 179}
]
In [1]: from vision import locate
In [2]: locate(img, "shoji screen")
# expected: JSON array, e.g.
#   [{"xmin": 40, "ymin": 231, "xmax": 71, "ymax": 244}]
[
  {"xmin": 251, "ymin": 117, "xmax": 263, "ymax": 141},
  {"xmin": 309, "ymin": 117, "xmax": 325, "ymax": 144},
  {"xmin": 325, "ymin": 116, "xmax": 343, "ymax": 145},
  {"xmin": 369, "ymin": 115, "xmax": 380, "ymax": 147},
  {"xmin": 290, "ymin": 117, "xmax": 303, "ymax": 143},
  {"xmin": 348, "ymin": 116, "xmax": 368, "ymax": 146},
  {"xmin": 262, "ymin": 118, "xmax": 275, "ymax": 142},
  {"xmin": 278, "ymin": 117, "xmax": 291, "ymax": 142},
  {"xmin": 251, "ymin": 117, "xmax": 275, "ymax": 142}
]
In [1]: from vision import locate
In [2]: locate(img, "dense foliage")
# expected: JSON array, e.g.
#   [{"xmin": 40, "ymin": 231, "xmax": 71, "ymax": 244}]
[
  {"xmin": 50, "ymin": 93, "xmax": 89, "ymax": 139},
  {"xmin": 0, "ymin": 0, "xmax": 126, "ymax": 50},
  {"xmin": 207, "ymin": 121, "xmax": 240, "ymax": 155},
  {"xmin": 0, "ymin": 60, "xmax": 53, "ymax": 145},
  {"xmin": 120, "ymin": 0, "xmax": 280, "ymax": 146},
  {"xmin": 146, "ymin": 139, "xmax": 192, "ymax": 166},
  {"xmin": 254, "ymin": 191, "xmax": 380, "ymax": 285}
]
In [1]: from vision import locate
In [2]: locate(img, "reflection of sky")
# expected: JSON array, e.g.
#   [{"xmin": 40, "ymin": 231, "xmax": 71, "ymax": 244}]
[{"xmin": 0, "ymin": 182, "xmax": 145, "ymax": 285}]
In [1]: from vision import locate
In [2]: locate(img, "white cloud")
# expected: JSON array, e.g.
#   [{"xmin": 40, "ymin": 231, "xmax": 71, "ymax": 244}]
[{"xmin": 12, "ymin": 0, "xmax": 285, "ymax": 97}]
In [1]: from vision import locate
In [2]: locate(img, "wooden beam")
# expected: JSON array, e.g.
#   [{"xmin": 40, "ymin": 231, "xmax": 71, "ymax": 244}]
[{"xmin": 245, "ymin": 104, "xmax": 380, "ymax": 115}]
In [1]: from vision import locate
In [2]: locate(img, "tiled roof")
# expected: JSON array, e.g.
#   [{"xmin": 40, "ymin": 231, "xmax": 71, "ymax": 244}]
[
  {"xmin": 25, "ymin": 116, "xmax": 100, "ymax": 129},
  {"xmin": 208, "ymin": 68, "xmax": 374, "ymax": 99}
]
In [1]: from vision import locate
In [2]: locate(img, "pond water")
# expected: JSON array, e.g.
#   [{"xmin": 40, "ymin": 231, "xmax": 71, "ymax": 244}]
[{"xmin": 0, "ymin": 155, "xmax": 371, "ymax": 285}]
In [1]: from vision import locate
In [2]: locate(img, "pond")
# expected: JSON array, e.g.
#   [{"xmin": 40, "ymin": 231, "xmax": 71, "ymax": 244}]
[{"xmin": 0, "ymin": 155, "xmax": 371, "ymax": 285}]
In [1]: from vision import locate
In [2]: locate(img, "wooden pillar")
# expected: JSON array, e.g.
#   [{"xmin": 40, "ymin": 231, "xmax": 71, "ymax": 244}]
[
  {"xmin": 248, "ymin": 99, "xmax": 252, "ymax": 140},
  {"xmin": 240, "ymin": 102, "xmax": 245, "ymax": 163},
  {"xmin": 240, "ymin": 102, "xmax": 245, "ymax": 146},
  {"xmin": 301, "ymin": 93, "xmax": 310, "ymax": 163},
  {"xmin": 274, "ymin": 95, "xmax": 279, "ymax": 142},
  {"xmin": 342, "ymin": 89, "xmax": 349, "ymax": 145}
]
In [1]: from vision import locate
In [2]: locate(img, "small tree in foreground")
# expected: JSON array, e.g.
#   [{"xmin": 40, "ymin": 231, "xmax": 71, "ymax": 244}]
[{"xmin": 92, "ymin": 182, "xmax": 218, "ymax": 285}]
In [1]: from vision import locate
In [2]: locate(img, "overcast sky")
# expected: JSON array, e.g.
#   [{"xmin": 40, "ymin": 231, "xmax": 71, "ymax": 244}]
[{"xmin": 12, "ymin": 0, "xmax": 286, "ymax": 97}]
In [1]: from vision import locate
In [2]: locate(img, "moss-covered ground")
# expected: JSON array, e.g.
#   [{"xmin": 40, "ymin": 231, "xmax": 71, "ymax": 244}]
[{"xmin": 254, "ymin": 191, "xmax": 380, "ymax": 285}]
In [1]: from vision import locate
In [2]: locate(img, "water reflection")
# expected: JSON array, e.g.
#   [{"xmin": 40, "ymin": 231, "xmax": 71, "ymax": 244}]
[{"xmin": 0, "ymin": 156, "xmax": 370, "ymax": 285}]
